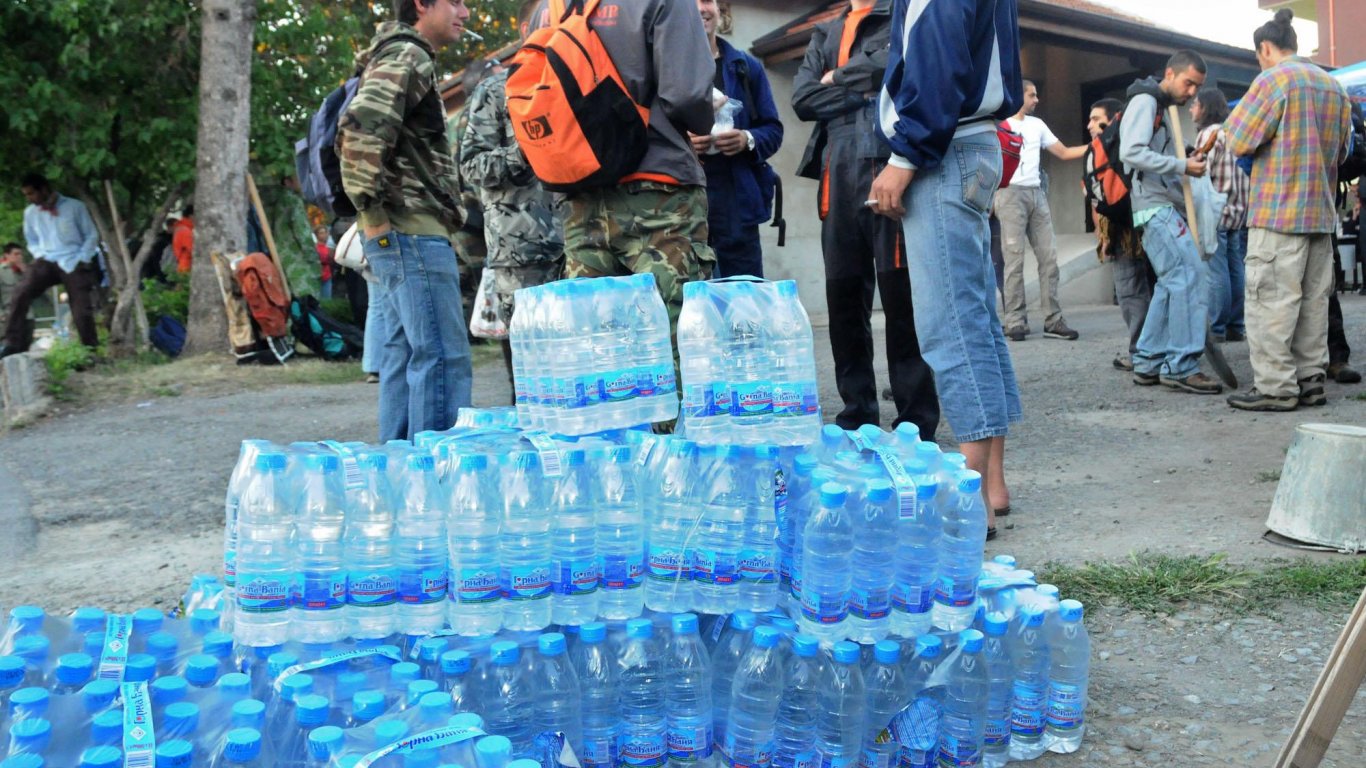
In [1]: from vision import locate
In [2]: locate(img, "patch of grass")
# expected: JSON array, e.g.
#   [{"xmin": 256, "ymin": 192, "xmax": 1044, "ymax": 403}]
[
  {"xmin": 1354, "ymin": 391, "xmax": 1366, "ymax": 402},
  {"xmin": 43, "ymin": 338, "xmax": 95, "ymax": 397},
  {"xmin": 1256, "ymin": 558, "xmax": 1366, "ymax": 607},
  {"xmin": 1256, "ymin": 469, "xmax": 1282, "ymax": 483},
  {"xmin": 279, "ymin": 359, "xmax": 364, "ymax": 386}
]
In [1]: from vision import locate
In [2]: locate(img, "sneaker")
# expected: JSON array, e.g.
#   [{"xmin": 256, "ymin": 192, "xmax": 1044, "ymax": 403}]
[
  {"xmin": 1132, "ymin": 371, "xmax": 1160, "ymax": 386},
  {"xmin": 1043, "ymin": 321, "xmax": 1079, "ymax": 340},
  {"xmin": 1006, "ymin": 326, "xmax": 1028, "ymax": 342},
  {"xmin": 1298, "ymin": 375, "xmax": 1327, "ymax": 407},
  {"xmin": 1225, "ymin": 330, "xmax": 1246, "ymax": 342},
  {"xmin": 1159, "ymin": 372, "xmax": 1223, "ymax": 394},
  {"xmin": 365, "ymin": 372, "xmax": 379, "ymax": 384},
  {"xmin": 1113, "ymin": 353, "xmax": 1134, "ymax": 372},
  {"xmin": 1328, "ymin": 362, "xmax": 1362, "ymax": 384},
  {"xmin": 1227, "ymin": 388, "xmax": 1298, "ymax": 411}
]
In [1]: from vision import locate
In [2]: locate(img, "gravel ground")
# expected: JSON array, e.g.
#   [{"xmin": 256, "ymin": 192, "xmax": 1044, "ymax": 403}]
[{"xmin": 1, "ymin": 293, "xmax": 1364, "ymax": 765}]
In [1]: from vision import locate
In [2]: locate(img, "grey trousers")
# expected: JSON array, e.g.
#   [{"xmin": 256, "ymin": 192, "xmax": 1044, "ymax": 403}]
[
  {"xmin": 1112, "ymin": 258, "xmax": 1154, "ymax": 354},
  {"xmin": 996, "ymin": 185, "xmax": 1064, "ymax": 330}
]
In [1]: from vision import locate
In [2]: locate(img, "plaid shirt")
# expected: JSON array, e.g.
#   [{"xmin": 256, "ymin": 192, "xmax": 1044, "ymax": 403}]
[
  {"xmin": 1225, "ymin": 57, "xmax": 1352, "ymax": 234},
  {"xmin": 1196, "ymin": 124, "xmax": 1250, "ymax": 231}
]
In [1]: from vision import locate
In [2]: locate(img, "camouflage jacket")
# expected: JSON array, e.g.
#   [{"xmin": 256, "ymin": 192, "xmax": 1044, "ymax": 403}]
[
  {"xmin": 338, "ymin": 23, "xmax": 463, "ymax": 239},
  {"xmin": 458, "ymin": 70, "xmax": 564, "ymax": 268}
]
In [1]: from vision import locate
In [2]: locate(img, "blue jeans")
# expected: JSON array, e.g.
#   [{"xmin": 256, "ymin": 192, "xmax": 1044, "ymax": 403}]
[
  {"xmin": 362, "ymin": 232, "xmax": 472, "ymax": 442},
  {"xmin": 361, "ymin": 280, "xmax": 384, "ymax": 374},
  {"xmin": 320, "ymin": 279, "xmax": 333, "ymax": 299},
  {"xmin": 1134, "ymin": 207, "xmax": 1206, "ymax": 379},
  {"xmin": 900, "ymin": 131, "xmax": 1022, "ymax": 443},
  {"xmin": 1206, "ymin": 227, "xmax": 1246, "ymax": 336}
]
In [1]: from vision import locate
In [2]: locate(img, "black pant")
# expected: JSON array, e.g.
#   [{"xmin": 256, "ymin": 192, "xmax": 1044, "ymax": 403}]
[
  {"xmin": 709, "ymin": 221, "xmax": 765, "ymax": 279},
  {"xmin": 338, "ymin": 267, "xmax": 368, "ymax": 330},
  {"xmin": 1329, "ymin": 291, "xmax": 1350, "ymax": 366},
  {"xmin": 3, "ymin": 259, "xmax": 99, "ymax": 349}
]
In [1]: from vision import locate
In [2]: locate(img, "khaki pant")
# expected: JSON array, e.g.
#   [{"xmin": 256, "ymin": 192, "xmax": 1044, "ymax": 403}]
[
  {"xmin": 1244, "ymin": 228, "xmax": 1333, "ymax": 397},
  {"xmin": 996, "ymin": 185, "xmax": 1063, "ymax": 330}
]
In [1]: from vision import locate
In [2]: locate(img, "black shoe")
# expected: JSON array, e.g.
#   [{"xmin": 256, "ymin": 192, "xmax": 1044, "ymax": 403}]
[
  {"xmin": 0, "ymin": 344, "xmax": 17, "ymax": 360},
  {"xmin": 1113, "ymin": 353, "xmax": 1134, "ymax": 372},
  {"xmin": 1225, "ymin": 330, "xmax": 1246, "ymax": 342},
  {"xmin": 1227, "ymin": 388, "xmax": 1298, "ymax": 411},
  {"xmin": 1159, "ymin": 372, "xmax": 1224, "ymax": 394},
  {"xmin": 1298, "ymin": 375, "xmax": 1328, "ymax": 407},
  {"xmin": 1328, "ymin": 363, "xmax": 1362, "ymax": 384},
  {"xmin": 1043, "ymin": 321, "xmax": 1079, "ymax": 340},
  {"xmin": 1006, "ymin": 326, "xmax": 1028, "ymax": 342},
  {"xmin": 1132, "ymin": 371, "xmax": 1160, "ymax": 386}
]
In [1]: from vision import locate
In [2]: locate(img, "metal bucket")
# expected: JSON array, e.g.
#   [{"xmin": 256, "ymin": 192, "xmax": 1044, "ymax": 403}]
[{"xmin": 1265, "ymin": 423, "xmax": 1366, "ymax": 553}]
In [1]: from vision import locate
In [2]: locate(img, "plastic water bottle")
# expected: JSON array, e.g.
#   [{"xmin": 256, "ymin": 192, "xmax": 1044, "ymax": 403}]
[
  {"xmin": 225, "ymin": 441, "xmax": 272, "ymax": 632},
  {"xmin": 848, "ymin": 480, "xmax": 896, "ymax": 644},
  {"xmin": 896, "ymin": 635, "xmax": 945, "ymax": 768},
  {"xmin": 483, "ymin": 641, "xmax": 534, "ymax": 758},
  {"xmin": 723, "ymin": 282, "xmax": 774, "ymax": 439},
  {"xmin": 631, "ymin": 275, "xmax": 680, "ymax": 426},
  {"xmin": 447, "ymin": 452, "xmax": 503, "ymax": 636},
  {"xmin": 617, "ymin": 619, "xmax": 668, "ymax": 768},
  {"xmin": 931, "ymin": 472, "xmax": 987, "ymax": 633},
  {"xmin": 531, "ymin": 633, "xmax": 583, "ymax": 759},
  {"xmin": 508, "ymin": 288, "xmax": 534, "ymax": 427},
  {"xmin": 678, "ymin": 282, "xmax": 728, "ymax": 441},
  {"xmin": 51, "ymin": 652, "xmax": 94, "ymax": 694},
  {"xmin": 790, "ymin": 467, "xmax": 832, "ymax": 611},
  {"xmin": 694, "ymin": 445, "xmax": 744, "ymax": 615},
  {"xmin": 501, "ymin": 452, "xmax": 553, "ymax": 632},
  {"xmin": 549, "ymin": 281, "xmax": 600, "ymax": 435},
  {"xmin": 646, "ymin": 440, "xmax": 699, "ymax": 613},
  {"xmin": 395, "ymin": 454, "xmax": 448, "ymax": 635},
  {"xmin": 724, "ymin": 625, "xmax": 785, "ymax": 768},
  {"xmin": 737, "ymin": 446, "xmax": 780, "ymax": 613},
  {"xmin": 275, "ymin": 694, "xmax": 331, "ymax": 767},
  {"xmin": 981, "ymin": 613, "xmax": 1014, "ymax": 767},
  {"xmin": 937, "ymin": 630, "xmax": 988, "ymax": 768},
  {"xmin": 768, "ymin": 282, "xmax": 820, "ymax": 445},
  {"xmin": 860, "ymin": 640, "xmax": 907, "ymax": 768},
  {"xmin": 773, "ymin": 634, "xmax": 820, "ymax": 768},
  {"xmin": 591, "ymin": 281, "xmax": 641, "ymax": 432},
  {"xmin": 570, "ymin": 622, "xmax": 619, "ymax": 768},
  {"xmin": 551, "ymin": 449, "xmax": 600, "ymax": 624},
  {"xmin": 708, "ymin": 610, "xmax": 755, "ymax": 751},
  {"xmin": 1044, "ymin": 600, "xmax": 1088, "ymax": 754},
  {"xmin": 664, "ymin": 614, "xmax": 713, "ymax": 767},
  {"xmin": 293, "ymin": 454, "xmax": 349, "ymax": 643},
  {"xmin": 814, "ymin": 641, "xmax": 864, "ymax": 768},
  {"xmin": 344, "ymin": 451, "xmax": 399, "ymax": 640},
  {"xmin": 235, "ymin": 452, "xmax": 293, "ymax": 648},
  {"xmin": 890, "ymin": 476, "xmax": 938, "ymax": 639},
  {"xmin": 595, "ymin": 446, "xmax": 646, "ymax": 620},
  {"xmin": 799, "ymin": 483, "xmax": 854, "ymax": 645},
  {"xmin": 778, "ymin": 455, "xmax": 816, "ymax": 611},
  {"xmin": 213, "ymin": 727, "xmax": 266, "ymax": 767}
]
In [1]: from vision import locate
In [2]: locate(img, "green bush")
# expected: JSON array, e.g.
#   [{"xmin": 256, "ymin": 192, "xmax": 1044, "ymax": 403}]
[
  {"xmin": 44, "ymin": 338, "xmax": 94, "ymax": 394},
  {"xmin": 142, "ymin": 271, "xmax": 190, "ymax": 325}
]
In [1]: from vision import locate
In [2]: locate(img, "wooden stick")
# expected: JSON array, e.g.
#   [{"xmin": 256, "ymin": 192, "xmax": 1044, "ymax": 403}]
[
  {"xmin": 246, "ymin": 173, "xmax": 293, "ymax": 302},
  {"xmin": 1275, "ymin": 586, "xmax": 1366, "ymax": 768},
  {"xmin": 1167, "ymin": 105, "xmax": 1200, "ymax": 247}
]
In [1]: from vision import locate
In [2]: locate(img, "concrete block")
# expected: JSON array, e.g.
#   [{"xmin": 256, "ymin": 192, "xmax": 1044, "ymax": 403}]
[{"xmin": 1, "ymin": 352, "xmax": 52, "ymax": 426}]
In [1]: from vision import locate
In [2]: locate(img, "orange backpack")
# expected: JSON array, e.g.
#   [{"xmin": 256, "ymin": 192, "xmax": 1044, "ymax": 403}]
[
  {"xmin": 505, "ymin": 0, "xmax": 650, "ymax": 192},
  {"xmin": 235, "ymin": 252, "xmax": 291, "ymax": 339}
]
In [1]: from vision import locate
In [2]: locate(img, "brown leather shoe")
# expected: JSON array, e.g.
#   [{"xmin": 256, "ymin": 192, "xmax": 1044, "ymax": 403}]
[{"xmin": 1159, "ymin": 372, "xmax": 1223, "ymax": 394}]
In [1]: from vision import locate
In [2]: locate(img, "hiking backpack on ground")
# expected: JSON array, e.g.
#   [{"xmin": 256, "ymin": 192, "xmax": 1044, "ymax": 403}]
[
  {"xmin": 505, "ymin": 0, "xmax": 651, "ymax": 192},
  {"xmin": 235, "ymin": 252, "xmax": 291, "ymax": 340},
  {"xmin": 289, "ymin": 295, "xmax": 364, "ymax": 361}
]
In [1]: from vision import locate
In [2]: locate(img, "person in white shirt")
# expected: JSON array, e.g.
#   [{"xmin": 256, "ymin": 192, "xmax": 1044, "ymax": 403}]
[{"xmin": 996, "ymin": 80, "xmax": 1087, "ymax": 341}]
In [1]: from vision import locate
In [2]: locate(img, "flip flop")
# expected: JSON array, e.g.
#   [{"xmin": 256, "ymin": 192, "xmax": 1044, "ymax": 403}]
[
  {"xmin": 994, "ymin": 505, "xmax": 1011, "ymax": 517},
  {"xmin": 986, "ymin": 526, "xmax": 998, "ymax": 541}
]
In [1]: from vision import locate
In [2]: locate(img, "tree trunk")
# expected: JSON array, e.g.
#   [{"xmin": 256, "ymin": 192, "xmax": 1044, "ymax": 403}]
[
  {"xmin": 106, "ymin": 185, "xmax": 183, "ymax": 356},
  {"xmin": 185, "ymin": 0, "xmax": 257, "ymax": 356}
]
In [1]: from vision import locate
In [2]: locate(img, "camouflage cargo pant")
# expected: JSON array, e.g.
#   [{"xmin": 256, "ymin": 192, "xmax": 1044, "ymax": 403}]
[
  {"xmin": 562, "ymin": 181, "xmax": 716, "ymax": 328},
  {"xmin": 493, "ymin": 258, "xmax": 564, "ymax": 325}
]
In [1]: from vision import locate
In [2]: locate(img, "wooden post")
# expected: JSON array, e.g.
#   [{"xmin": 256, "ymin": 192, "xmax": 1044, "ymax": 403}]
[
  {"xmin": 246, "ymin": 173, "xmax": 293, "ymax": 302},
  {"xmin": 1166, "ymin": 105, "xmax": 1200, "ymax": 246},
  {"xmin": 1275, "ymin": 586, "xmax": 1366, "ymax": 767}
]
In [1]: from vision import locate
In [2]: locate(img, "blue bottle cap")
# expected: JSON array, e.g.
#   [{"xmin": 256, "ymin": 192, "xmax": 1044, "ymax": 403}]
[
  {"xmin": 131, "ymin": 607, "xmax": 164, "ymax": 634},
  {"xmin": 626, "ymin": 618, "xmax": 653, "ymax": 639},
  {"xmin": 79, "ymin": 746, "xmax": 122, "ymax": 768},
  {"xmin": 123, "ymin": 654, "xmax": 156, "ymax": 683},
  {"xmin": 281, "ymin": 673, "xmax": 314, "ymax": 701},
  {"xmin": 420, "ymin": 691, "xmax": 453, "ymax": 720},
  {"xmin": 671, "ymin": 613, "xmax": 699, "ymax": 635},
  {"xmin": 359, "ymin": 451, "xmax": 389, "ymax": 470},
  {"xmin": 81, "ymin": 679, "xmax": 120, "ymax": 713},
  {"xmin": 866, "ymin": 480, "xmax": 894, "ymax": 503},
  {"xmin": 832, "ymin": 641, "xmax": 860, "ymax": 664},
  {"xmin": 538, "ymin": 633, "xmax": 567, "ymax": 656},
  {"xmin": 564, "ymin": 449, "xmax": 586, "ymax": 467},
  {"xmin": 389, "ymin": 661, "xmax": 420, "ymax": 685},
  {"xmin": 1038, "ymin": 584, "xmax": 1060, "ymax": 599},
  {"xmin": 894, "ymin": 422, "xmax": 920, "ymax": 441},
  {"xmin": 488, "ymin": 640, "xmax": 519, "ymax": 666},
  {"xmin": 252, "ymin": 644, "xmax": 283, "ymax": 661},
  {"xmin": 821, "ymin": 423, "xmax": 846, "ymax": 444},
  {"xmin": 993, "ymin": 554, "xmax": 1017, "ymax": 568},
  {"xmin": 819, "ymin": 483, "xmax": 848, "ymax": 507},
  {"xmin": 791, "ymin": 635, "xmax": 819, "ymax": 658},
  {"xmin": 83, "ymin": 631, "xmax": 105, "ymax": 658},
  {"xmin": 914, "ymin": 476, "xmax": 939, "ymax": 500},
  {"xmin": 957, "ymin": 470, "xmax": 982, "ymax": 493},
  {"xmin": 753, "ymin": 626, "xmax": 781, "ymax": 649},
  {"xmin": 984, "ymin": 612, "xmax": 1010, "ymax": 637},
  {"xmin": 150, "ymin": 676, "xmax": 188, "ymax": 706},
  {"xmin": 296, "ymin": 694, "xmax": 331, "ymax": 726},
  {"xmin": 0, "ymin": 656, "xmax": 25, "ymax": 688},
  {"xmin": 255, "ymin": 452, "xmax": 287, "ymax": 471},
  {"xmin": 753, "ymin": 445, "xmax": 779, "ymax": 461},
  {"xmin": 230, "ymin": 699, "xmax": 266, "ymax": 730},
  {"xmin": 91, "ymin": 708, "xmax": 124, "ymax": 743},
  {"xmin": 440, "ymin": 650, "xmax": 472, "ymax": 676},
  {"xmin": 874, "ymin": 640, "xmax": 901, "ymax": 664},
  {"xmin": 9, "ymin": 717, "xmax": 52, "ymax": 750},
  {"xmin": 579, "ymin": 622, "xmax": 607, "ymax": 643},
  {"xmin": 72, "ymin": 607, "xmax": 107, "ymax": 633},
  {"xmin": 188, "ymin": 609, "xmax": 221, "ymax": 635},
  {"xmin": 308, "ymin": 725, "xmax": 346, "ymax": 760},
  {"xmin": 857, "ymin": 424, "xmax": 883, "ymax": 442},
  {"xmin": 793, "ymin": 454, "xmax": 818, "ymax": 475},
  {"xmin": 183, "ymin": 655, "xmax": 219, "ymax": 687},
  {"xmin": 375, "ymin": 720, "xmax": 409, "ymax": 747},
  {"xmin": 0, "ymin": 755, "xmax": 44, "ymax": 768},
  {"xmin": 770, "ymin": 617, "xmax": 797, "ymax": 634},
  {"xmin": 201, "ymin": 631, "xmax": 234, "ymax": 659},
  {"xmin": 457, "ymin": 452, "xmax": 489, "ymax": 471},
  {"xmin": 217, "ymin": 672, "xmax": 251, "ymax": 700},
  {"xmin": 13, "ymin": 635, "xmax": 49, "ymax": 663},
  {"xmin": 608, "ymin": 445, "xmax": 633, "ymax": 464},
  {"xmin": 10, "ymin": 605, "xmax": 45, "ymax": 631},
  {"xmin": 267, "ymin": 651, "xmax": 299, "ymax": 678},
  {"xmin": 959, "ymin": 629, "xmax": 985, "ymax": 654},
  {"xmin": 408, "ymin": 679, "xmax": 440, "ymax": 705},
  {"xmin": 335, "ymin": 671, "xmax": 368, "ymax": 701},
  {"xmin": 418, "ymin": 637, "xmax": 450, "ymax": 662},
  {"xmin": 477, "ymin": 735, "xmax": 513, "ymax": 758},
  {"xmin": 1059, "ymin": 599, "xmax": 1085, "ymax": 622},
  {"xmin": 9, "ymin": 687, "xmax": 49, "ymax": 716},
  {"xmin": 683, "ymin": 280, "xmax": 706, "ymax": 299},
  {"xmin": 163, "ymin": 701, "xmax": 200, "ymax": 734},
  {"xmin": 223, "ymin": 727, "xmax": 262, "ymax": 762},
  {"xmin": 352, "ymin": 689, "xmax": 386, "ymax": 721},
  {"xmin": 915, "ymin": 635, "xmax": 944, "ymax": 659},
  {"xmin": 56, "ymin": 652, "xmax": 95, "ymax": 685},
  {"xmin": 449, "ymin": 712, "xmax": 484, "ymax": 730},
  {"xmin": 407, "ymin": 454, "xmax": 436, "ymax": 473},
  {"xmin": 732, "ymin": 610, "xmax": 758, "ymax": 631},
  {"xmin": 155, "ymin": 740, "xmax": 194, "ymax": 768}
]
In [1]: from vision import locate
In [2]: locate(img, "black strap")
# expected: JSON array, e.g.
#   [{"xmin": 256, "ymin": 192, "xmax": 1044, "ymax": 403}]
[{"xmin": 732, "ymin": 53, "xmax": 785, "ymax": 246}]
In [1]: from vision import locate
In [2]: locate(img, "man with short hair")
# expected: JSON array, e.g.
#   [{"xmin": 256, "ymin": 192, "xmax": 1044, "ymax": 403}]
[
  {"xmin": 1223, "ymin": 9, "xmax": 1353, "ymax": 410},
  {"xmin": 1117, "ymin": 50, "xmax": 1224, "ymax": 395},
  {"xmin": 0, "ymin": 174, "xmax": 102, "ymax": 358},
  {"xmin": 997, "ymin": 80, "xmax": 1088, "ymax": 341},
  {"xmin": 339, "ymin": 0, "xmax": 473, "ymax": 440},
  {"xmin": 0, "ymin": 243, "xmax": 26, "ymax": 315}
]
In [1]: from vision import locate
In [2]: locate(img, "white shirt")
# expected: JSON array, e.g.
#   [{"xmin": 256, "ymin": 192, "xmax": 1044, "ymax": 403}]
[
  {"xmin": 1005, "ymin": 115, "xmax": 1059, "ymax": 188},
  {"xmin": 23, "ymin": 194, "xmax": 100, "ymax": 273}
]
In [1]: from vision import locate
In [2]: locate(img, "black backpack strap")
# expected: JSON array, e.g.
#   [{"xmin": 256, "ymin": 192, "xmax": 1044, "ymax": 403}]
[{"xmin": 732, "ymin": 51, "xmax": 786, "ymax": 246}]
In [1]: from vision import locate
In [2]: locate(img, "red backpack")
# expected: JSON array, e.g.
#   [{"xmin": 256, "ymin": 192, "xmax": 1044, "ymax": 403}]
[
  {"xmin": 235, "ymin": 252, "xmax": 291, "ymax": 339},
  {"xmin": 997, "ymin": 122, "xmax": 1024, "ymax": 188}
]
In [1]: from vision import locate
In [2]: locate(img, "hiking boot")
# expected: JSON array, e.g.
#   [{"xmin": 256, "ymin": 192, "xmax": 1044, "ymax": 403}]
[
  {"xmin": 1043, "ymin": 321, "xmax": 1079, "ymax": 340},
  {"xmin": 1159, "ymin": 372, "xmax": 1223, "ymax": 394},
  {"xmin": 1006, "ymin": 326, "xmax": 1028, "ymax": 342},
  {"xmin": 1298, "ymin": 374, "xmax": 1328, "ymax": 407},
  {"xmin": 1132, "ymin": 370, "xmax": 1160, "ymax": 386},
  {"xmin": 1328, "ymin": 362, "xmax": 1362, "ymax": 384},
  {"xmin": 1113, "ymin": 353, "xmax": 1134, "ymax": 372},
  {"xmin": 1227, "ymin": 388, "xmax": 1298, "ymax": 411},
  {"xmin": 1225, "ymin": 329, "xmax": 1246, "ymax": 342}
]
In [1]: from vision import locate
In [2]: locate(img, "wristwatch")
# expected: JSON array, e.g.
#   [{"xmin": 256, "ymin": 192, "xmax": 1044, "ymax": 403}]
[{"xmin": 744, "ymin": 130, "xmax": 756, "ymax": 152}]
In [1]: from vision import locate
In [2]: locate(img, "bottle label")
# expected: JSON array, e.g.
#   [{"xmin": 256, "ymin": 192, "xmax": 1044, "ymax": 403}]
[
  {"xmin": 619, "ymin": 729, "xmax": 667, "ymax": 768},
  {"xmin": 647, "ymin": 546, "xmax": 693, "ymax": 583},
  {"xmin": 223, "ymin": 550, "xmax": 236, "ymax": 589},
  {"xmin": 1045, "ymin": 682, "xmax": 1084, "ymax": 731},
  {"xmin": 849, "ymin": 585, "xmax": 891, "ymax": 620},
  {"xmin": 778, "ymin": 553, "xmax": 792, "ymax": 591},
  {"xmin": 691, "ymin": 548, "xmax": 738, "ymax": 586},
  {"xmin": 653, "ymin": 364, "xmax": 677, "ymax": 395},
  {"xmin": 682, "ymin": 382, "xmax": 721, "ymax": 419},
  {"xmin": 888, "ymin": 696, "xmax": 940, "ymax": 753},
  {"xmin": 1010, "ymin": 682, "xmax": 1046, "ymax": 737},
  {"xmin": 299, "ymin": 571, "xmax": 348, "ymax": 610},
  {"xmin": 731, "ymin": 381, "xmax": 774, "ymax": 416},
  {"xmin": 666, "ymin": 715, "xmax": 713, "ymax": 761},
  {"xmin": 121, "ymin": 682, "xmax": 156, "ymax": 768},
  {"xmin": 602, "ymin": 368, "xmax": 639, "ymax": 402},
  {"xmin": 935, "ymin": 712, "xmax": 981, "ymax": 767},
  {"xmin": 562, "ymin": 374, "xmax": 602, "ymax": 410},
  {"xmin": 636, "ymin": 367, "xmax": 658, "ymax": 398},
  {"xmin": 800, "ymin": 590, "xmax": 849, "ymax": 624},
  {"xmin": 934, "ymin": 576, "xmax": 978, "ymax": 608},
  {"xmin": 348, "ymin": 569, "xmax": 399, "ymax": 607},
  {"xmin": 515, "ymin": 382, "xmax": 530, "ymax": 406},
  {"xmin": 582, "ymin": 733, "xmax": 617, "ymax": 768},
  {"xmin": 538, "ymin": 375, "xmax": 557, "ymax": 408},
  {"xmin": 503, "ymin": 563, "xmax": 552, "ymax": 601},
  {"xmin": 98, "ymin": 614, "xmax": 132, "ymax": 681},
  {"xmin": 772, "ymin": 380, "xmax": 818, "ymax": 417},
  {"xmin": 794, "ymin": 753, "xmax": 818, "ymax": 768},
  {"xmin": 790, "ymin": 566, "xmax": 803, "ymax": 599},
  {"xmin": 892, "ymin": 583, "xmax": 933, "ymax": 614},
  {"xmin": 555, "ymin": 557, "xmax": 601, "ymax": 596},
  {"xmin": 723, "ymin": 733, "xmax": 773, "ymax": 768},
  {"xmin": 713, "ymin": 383, "xmax": 733, "ymax": 416},
  {"xmin": 602, "ymin": 553, "xmax": 645, "ymax": 590},
  {"xmin": 983, "ymin": 716, "xmax": 1010, "ymax": 748},
  {"xmin": 398, "ymin": 567, "xmax": 448, "ymax": 604},
  {"xmin": 862, "ymin": 746, "xmax": 898, "ymax": 768},
  {"xmin": 819, "ymin": 750, "xmax": 856, "ymax": 768},
  {"xmin": 453, "ymin": 567, "xmax": 501, "ymax": 605},
  {"xmin": 737, "ymin": 548, "xmax": 776, "ymax": 584},
  {"xmin": 236, "ymin": 573, "xmax": 292, "ymax": 613}
]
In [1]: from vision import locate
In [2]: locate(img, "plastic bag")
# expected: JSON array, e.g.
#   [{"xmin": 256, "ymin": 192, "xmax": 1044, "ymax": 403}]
[
  {"xmin": 1189, "ymin": 175, "xmax": 1226, "ymax": 259},
  {"xmin": 469, "ymin": 268, "xmax": 509, "ymax": 340}
]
